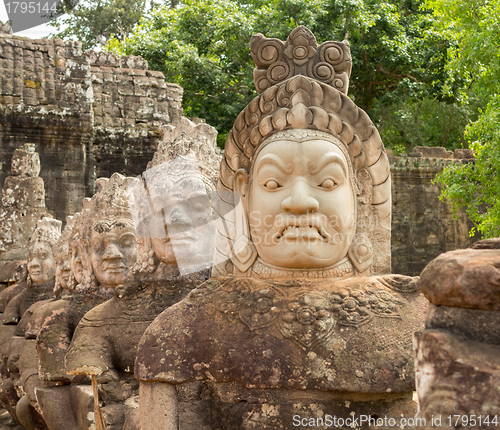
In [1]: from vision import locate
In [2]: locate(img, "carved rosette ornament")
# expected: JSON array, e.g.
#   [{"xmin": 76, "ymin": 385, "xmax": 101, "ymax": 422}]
[{"xmin": 252, "ymin": 26, "xmax": 352, "ymax": 94}]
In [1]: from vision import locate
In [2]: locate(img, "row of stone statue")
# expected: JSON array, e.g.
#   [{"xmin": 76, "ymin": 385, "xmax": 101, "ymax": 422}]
[
  {"xmin": 0, "ymin": 26, "xmax": 499, "ymax": 430},
  {"xmin": 0, "ymin": 115, "xmax": 222, "ymax": 429}
]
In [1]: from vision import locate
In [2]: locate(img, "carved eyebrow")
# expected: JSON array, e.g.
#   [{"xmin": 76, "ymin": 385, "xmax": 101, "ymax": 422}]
[
  {"xmin": 185, "ymin": 191, "xmax": 209, "ymax": 200},
  {"xmin": 309, "ymin": 152, "xmax": 347, "ymax": 176},
  {"xmin": 255, "ymin": 153, "xmax": 293, "ymax": 174}
]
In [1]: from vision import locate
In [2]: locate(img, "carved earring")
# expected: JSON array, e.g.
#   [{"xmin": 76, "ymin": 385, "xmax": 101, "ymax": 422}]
[
  {"xmin": 348, "ymin": 233, "xmax": 373, "ymax": 275},
  {"xmin": 67, "ymin": 272, "xmax": 75, "ymax": 290},
  {"xmin": 230, "ymin": 169, "xmax": 258, "ymax": 274},
  {"xmin": 231, "ymin": 195, "xmax": 258, "ymax": 273}
]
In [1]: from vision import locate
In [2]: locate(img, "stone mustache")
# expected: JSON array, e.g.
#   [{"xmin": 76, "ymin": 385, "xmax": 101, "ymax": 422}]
[{"xmin": 135, "ymin": 26, "xmax": 426, "ymax": 430}]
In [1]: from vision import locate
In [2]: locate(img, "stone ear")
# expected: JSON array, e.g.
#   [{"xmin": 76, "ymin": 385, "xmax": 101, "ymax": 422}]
[
  {"xmin": 234, "ymin": 169, "xmax": 249, "ymax": 198},
  {"xmin": 80, "ymin": 241, "xmax": 91, "ymax": 270},
  {"xmin": 229, "ymin": 173, "xmax": 258, "ymax": 274}
]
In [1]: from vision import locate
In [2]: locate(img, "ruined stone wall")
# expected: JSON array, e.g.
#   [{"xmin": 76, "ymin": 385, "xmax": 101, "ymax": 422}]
[
  {"xmin": 390, "ymin": 146, "xmax": 477, "ymax": 276},
  {"xmin": 0, "ymin": 32, "xmax": 183, "ymax": 222},
  {"xmin": 0, "ymin": 33, "xmax": 477, "ymax": 276}
]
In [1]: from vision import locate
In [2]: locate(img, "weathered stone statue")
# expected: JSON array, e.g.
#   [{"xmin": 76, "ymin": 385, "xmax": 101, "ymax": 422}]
[
  {"xmin": 0, "ymin": 216, "xmax": 60, "ymax": 428},
  {"xmin": 0, "ymin": 143, "xmax": 49, "ymax": 329},
  {"xmin": 64, "ymin": 119, "xmax": 220, "ymax": 430},
  {"xmin": 136, "ymin": 26, "xmax": 426, "ymax": 430},
  {"xmin": 36, "ymin": 205, "xmax": 100, "ymax": 385},
  {"xmin": 0, "ymin": 144, "xmax": 50, "ymax": 263},
  {"xmin": 15, "ymin": 218, "xmax": 75, "ymax": 430},
  {"xmin": 34, "ymin": 201, "xmax": 115, "ymax": 430},
  {"xmin": 15, "ymin": 216, "xmax": 76, "ymax": 407},
  {"xmin": 414, "ymin": 238, "xmax": 500, "ymax": 429}
]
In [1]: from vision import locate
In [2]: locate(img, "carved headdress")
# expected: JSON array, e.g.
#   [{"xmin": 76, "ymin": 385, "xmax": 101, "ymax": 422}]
[
  {"xmin": 147, "ymin": 117, "xmax": 221, "ymax": 188},
  {"xmin": 130, "ymin": 117, "xmax": 222, "ymax": 274},
  {"xmin": 54, "ymin": 216, "xmax": 74, "ymax": 258},
  {"xmin": 81, "ymin": 173, "xmax": 136, "ymax": 291},
  {"xmin": 29, "ymin": 217, "xmax": 62, "ymax": 248},
  {"xmin": 75, "ymin": 198, "xmax": 100, "ymax": 292},
  {"xmin": 214, "ymin": 26, "xmax": 391, "ymax": 277}
]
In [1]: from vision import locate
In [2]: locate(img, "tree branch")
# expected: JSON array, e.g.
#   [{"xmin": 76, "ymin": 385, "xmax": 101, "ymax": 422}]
[{"xmin": 376, "ymin": 65, "xmax": 419, "ymax": 82}]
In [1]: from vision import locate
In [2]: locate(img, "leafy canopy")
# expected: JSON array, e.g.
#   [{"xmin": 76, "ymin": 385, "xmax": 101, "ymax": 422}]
[
  {"xmin": 430, "ymin": 0, "xmax": 500, "ymax": 237},
  {"xmin": 109, "ymin": 0, "xmax": 464, "ymax": 150},
  {"xmin": 50, "ymin": 0, "xmax": 147, "ymax": 50}
]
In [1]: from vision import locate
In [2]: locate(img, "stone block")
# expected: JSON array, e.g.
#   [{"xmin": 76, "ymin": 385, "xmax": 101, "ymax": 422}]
[
  {"xmin": 134, "ymin": 86, "xmax": 149, "ymax": 97},
  {"xmin": 452, "ymin": 148, "xmax": 474, "ymax": 159},
  {"xmin": 146, "ymin": 70, "xmax": 164, "ymax": 78},
  {"xmin": 91, "ymin": 72, "xmax": 103, "ymax": 84},
  {"xmin": 121, "ymin": 68, "xmax": 146, "ymax": 77},
  {"xmin": 425, "ymin": 303, "xmax": 500, "ymax": 345},
  {"xmin": 420, "ymin": 247, "xmax": 500, "ymax": 310},
  {"xmin": 119, "ymin": 55, "xmax": 148, "ymax": 70},
  {"xmin": 414, "ymin": 329, "xmax": 500, "ymax": 426}
]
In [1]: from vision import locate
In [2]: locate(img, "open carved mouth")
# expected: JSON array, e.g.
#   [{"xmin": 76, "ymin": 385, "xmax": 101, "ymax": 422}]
[{"xmin": 276, "ymin": 220, "xmax": 329, "ymax": 241}]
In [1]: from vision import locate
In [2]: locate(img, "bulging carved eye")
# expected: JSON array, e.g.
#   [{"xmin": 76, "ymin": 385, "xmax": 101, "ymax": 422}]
[
  {"xmin": 264, "ymin": 180, "xmax": 279, "ymax": 190},
  {"xmin": 320, "ymin": 179, "xmax": 336, "ymax": 189}
]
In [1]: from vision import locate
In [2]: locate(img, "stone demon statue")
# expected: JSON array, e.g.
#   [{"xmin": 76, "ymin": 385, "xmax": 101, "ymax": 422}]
[{"xmin": 136, "ymin": 26, "xmax": 427, "ymax": 430}]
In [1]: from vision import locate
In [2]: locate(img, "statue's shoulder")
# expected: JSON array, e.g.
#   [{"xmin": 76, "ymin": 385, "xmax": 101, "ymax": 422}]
[
  {"xmin": 135, "ymin": 277, "xmax": 254, "ymax": 382},
  {"xmin": 76, "ymin": 297, "xmax": 115, "ymax": 327},
  {"xmin": 373, "ymin": 274, "xmax": 420, "ymax": 294}
]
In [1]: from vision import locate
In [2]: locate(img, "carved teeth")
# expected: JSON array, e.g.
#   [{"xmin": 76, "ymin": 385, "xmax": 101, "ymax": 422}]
[{"xmin": 278, "ymin": 224, "xmax": 326, "ymax": 240}]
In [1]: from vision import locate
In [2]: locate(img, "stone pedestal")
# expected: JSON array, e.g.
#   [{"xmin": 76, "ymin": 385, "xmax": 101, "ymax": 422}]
[{"xmin": 414, "ymin": 239, "xmax": 500, "ymax": 428}]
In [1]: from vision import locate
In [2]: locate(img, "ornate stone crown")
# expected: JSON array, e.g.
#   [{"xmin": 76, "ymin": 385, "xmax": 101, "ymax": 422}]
[
  {"xmin": 147, "ymin": 117, "xmax": 221, "ymax": 188},
  {"xmin": 54, "ymin": 215, "xmax": 74, "ymax": 255},
  {"xmin": 251, "ymin": 26, "xmax": 352, "ymax": 95},
  {"xmin": 29, "ymin": 217, "xmax": 62, "ymax": 248},
  {"xmin": 90, "ymin": 172, "xmax": 136, "ymax": 223}
]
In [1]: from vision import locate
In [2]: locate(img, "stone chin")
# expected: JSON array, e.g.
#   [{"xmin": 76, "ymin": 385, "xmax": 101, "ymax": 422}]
[
  {"xmin": 151, "ymin": 237, "xmax": 176, "ymax": 266},
  {"xmin": 256, "ymin": 237, "xmax": 355, "ymax": 269}
]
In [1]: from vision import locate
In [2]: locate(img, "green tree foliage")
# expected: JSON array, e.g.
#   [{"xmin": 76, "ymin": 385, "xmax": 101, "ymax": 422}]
[
  {"xmin": 108, "ymin": 0, "xmax": 467, "ymax": 150},
  {"xmin": 430, "ymin": 0, "xmax": 500, "ymax": 238},
  {"xmin": 50, "ymin": 0, "xmax": 147, "ymax": 50}
]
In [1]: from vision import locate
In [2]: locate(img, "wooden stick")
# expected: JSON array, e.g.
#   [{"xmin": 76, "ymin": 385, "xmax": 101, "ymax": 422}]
[{"xmin": 91, "ymin": 375, "xmax": 104, "ymax": 430}]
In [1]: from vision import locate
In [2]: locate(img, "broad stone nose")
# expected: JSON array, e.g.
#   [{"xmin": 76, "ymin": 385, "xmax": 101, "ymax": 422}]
[
  {"xmin": 103, "ymin": 243, "xmax": 123, "ymax": 260},
  {"xmin": 29, "ymin": 257, "xmax": 41, "ymax": 268},
  {"xmin": 281, "ymin": 180, "xmax": 319, "ymax": 214},
  {"xmin": 168, "ymin": 205, "xmax": 191, "ymax": 226}
]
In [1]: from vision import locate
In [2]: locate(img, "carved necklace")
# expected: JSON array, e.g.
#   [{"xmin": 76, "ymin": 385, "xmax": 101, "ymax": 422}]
[{"xmin": 251, "ymin": 257, "xmax": 354, "ymax": 280}]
